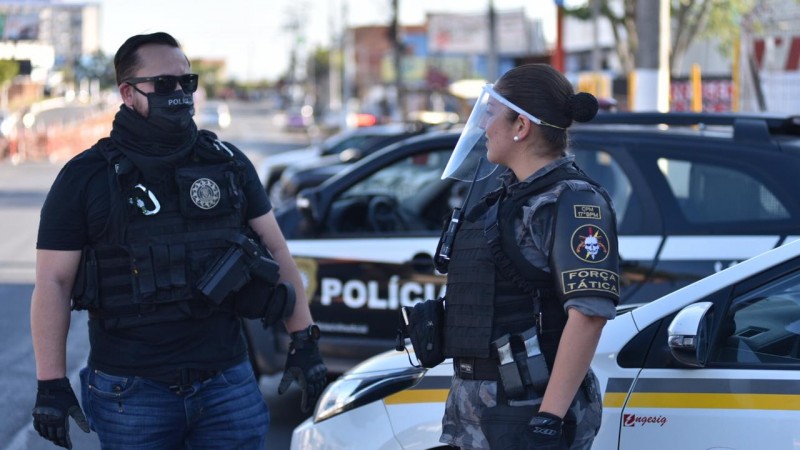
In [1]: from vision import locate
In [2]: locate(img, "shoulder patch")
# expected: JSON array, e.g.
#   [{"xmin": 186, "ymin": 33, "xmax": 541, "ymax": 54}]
[{"xmin": 571, "ymin": 225, "xmax": 610, "ymax": 263}]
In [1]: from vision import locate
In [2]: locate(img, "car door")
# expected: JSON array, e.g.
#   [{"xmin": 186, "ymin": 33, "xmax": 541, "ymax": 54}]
[
  {"xmin": 618, "ymin": 260, "xmax": 800, "ymax": 450},
  {"xmin": 286, "ymin": 145, "xmax": 460, "ymax": 350},
  {"xmin": 635, "ymin": 139, "xmax": 799, "ymax": 304}
]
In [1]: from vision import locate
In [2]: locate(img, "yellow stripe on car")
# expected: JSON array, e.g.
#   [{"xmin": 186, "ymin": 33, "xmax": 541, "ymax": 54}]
[
  {"xmin": 625, "ymin": 392, "xmax": 800, "ymax": 410},
  {"xmin": 385, "ymin": 388, "xmax": 450, "ymax": 405}
]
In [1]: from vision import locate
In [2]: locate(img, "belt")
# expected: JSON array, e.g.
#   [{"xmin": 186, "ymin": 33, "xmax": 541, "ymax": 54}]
[
  {"xmin": 453, "ymin": 357, "xmax": 500, "ymax": 381},
  {"xmin": 146, "ymin": 368, "xmax": 220, "ymax": 394}
]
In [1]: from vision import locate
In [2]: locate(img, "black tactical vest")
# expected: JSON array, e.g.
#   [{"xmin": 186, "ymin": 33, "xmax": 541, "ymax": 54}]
[
  {"xmin": 71, "ymin": 136, "xmax": 254, "ymax": 329},
  {"xmin": 442, "ymin": 164, "xmax": 600, "ymax": 367}
]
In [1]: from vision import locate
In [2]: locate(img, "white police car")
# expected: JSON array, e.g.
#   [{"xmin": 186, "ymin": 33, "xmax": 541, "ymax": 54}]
[{"xmin": 291, "ymin": 237, "xmax": 800, "ymax": 449}]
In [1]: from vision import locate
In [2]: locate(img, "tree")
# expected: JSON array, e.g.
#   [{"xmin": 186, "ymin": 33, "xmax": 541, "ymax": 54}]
[
  {"xmin": 0, "ymin": 60, "xmax": 19, "ymax": 111},
  {"xmin": 189, "ymin": 59, "xmax": 225, "ymax": 98},
  {"xmin": 0, "ymin": 60, "xmax": 19, "ymax": 86},
  {"xmin": 566, "ymin": 0, "xmax": 758, "ymax": 75},
  {"xmin": 72, "ymin": 51, "xmax": 116, "ymax": 89}
]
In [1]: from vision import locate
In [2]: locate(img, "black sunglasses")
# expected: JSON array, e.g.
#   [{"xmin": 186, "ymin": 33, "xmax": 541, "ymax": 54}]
[{"xmin": 124, "ymin": 74, "xmax": 199, "ymax": 95}]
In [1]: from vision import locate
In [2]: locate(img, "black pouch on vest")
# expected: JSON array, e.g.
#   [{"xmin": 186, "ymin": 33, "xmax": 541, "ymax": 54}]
[
  {"xmin": 399, "ymin": 297, "xmax": 445, "ymax": 368},
  {"xmin": 71, "ymin": 247, "xmax": 99, "ymax": 310}
]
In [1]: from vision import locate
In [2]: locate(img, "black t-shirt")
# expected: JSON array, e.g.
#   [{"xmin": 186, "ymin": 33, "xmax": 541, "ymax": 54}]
[{"xmin": 37, "ymin": 141, "xmax": 272, "ymax": 377}]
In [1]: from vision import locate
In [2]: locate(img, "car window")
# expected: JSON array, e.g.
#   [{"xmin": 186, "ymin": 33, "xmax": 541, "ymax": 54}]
[
  {"xmin": 658, "ymin": 158, "xmax": 789, "ymax": 223},
  {"xmin": 572, "ymin": 149, "xmax": 634, "ymax": 229},
  {"xmin": 324, "ymin": 149, "xmax": 453, "ymax": 234},
  {"xmin": 323, "ymin": 135, "xmax": 377, "ymax": 156},
  {"xmin": 712, "ymin": 270, "xmax": 800, "ymax": 365}
]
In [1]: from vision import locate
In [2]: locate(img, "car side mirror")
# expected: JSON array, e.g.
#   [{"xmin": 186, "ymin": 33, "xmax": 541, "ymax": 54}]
[
  {"xmin": 667, "ymin": 301, "xmax": 714, "ymax": 367},
  {"xmin": 339, "ymin": 147, "xmax": 363, "ymax": 162}
]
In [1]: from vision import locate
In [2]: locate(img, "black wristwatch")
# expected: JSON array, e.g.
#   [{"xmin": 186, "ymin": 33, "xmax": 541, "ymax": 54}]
[{"xmin": 290, "ymin": 324, "xmax": 321, "ymax": 343}]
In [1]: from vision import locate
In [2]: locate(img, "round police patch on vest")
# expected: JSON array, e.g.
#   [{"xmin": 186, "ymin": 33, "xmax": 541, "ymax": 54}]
[
  {"xmin": 190, "ymin": 178, "xmax": 221, "ymax": 209},
  {"xmin": 571, "ymin": 225, "xmax": 610, "ymax": 263}
]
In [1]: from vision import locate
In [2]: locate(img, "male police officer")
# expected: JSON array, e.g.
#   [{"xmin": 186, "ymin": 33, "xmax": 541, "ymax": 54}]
[{"xmin": 30, "ymin": 32, "xmax": 325, "ymax": 449}]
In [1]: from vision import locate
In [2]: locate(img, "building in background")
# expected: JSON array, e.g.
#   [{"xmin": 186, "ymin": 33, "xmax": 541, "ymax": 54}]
[
  {"xmin": 738, "ymin": 0, "xmax": 800, "ymax": 114},
  {"xmin": 0, "ymin": 0, "xmax": 100, "ymax": 107},
  {"xmin": 334, "ymin": 9, "xmax": 549, "ymax": 124}
]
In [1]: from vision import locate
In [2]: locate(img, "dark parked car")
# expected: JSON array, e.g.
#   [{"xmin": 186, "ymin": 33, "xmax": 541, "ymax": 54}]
[
  {"xmin": 244, "ymin": 112, "xmax": 800, "ymax": 376},
  {"xmin": 271, "ymin": 122, "xmax": 457, "ymax": 207},
  {"xmin": 259, "ymin": 122, "xmax": 433, "ymax": 208}
]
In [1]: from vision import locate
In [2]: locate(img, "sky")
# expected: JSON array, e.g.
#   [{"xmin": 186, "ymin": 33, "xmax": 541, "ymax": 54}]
[{"xmin": 93, "ymin": 0, "xmax": 560, "ymax": 82}]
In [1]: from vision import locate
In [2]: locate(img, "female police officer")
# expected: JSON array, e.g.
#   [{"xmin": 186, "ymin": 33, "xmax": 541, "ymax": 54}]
[{"xmin": 437, "ymin": 64, "xmax": 619, "ymax": 449}]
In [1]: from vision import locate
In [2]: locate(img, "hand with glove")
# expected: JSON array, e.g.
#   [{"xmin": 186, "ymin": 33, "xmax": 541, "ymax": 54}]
[
  {"xmin": 32, "ymin": 378, "xmax": 90, "ymax": 449},
  {"xmin": 523, "ymin": 412, "xmax": 568, "ymax": 450},
  {"xmin": 278, "ymin": 324, "xmax": 327, "ymax": 413}
]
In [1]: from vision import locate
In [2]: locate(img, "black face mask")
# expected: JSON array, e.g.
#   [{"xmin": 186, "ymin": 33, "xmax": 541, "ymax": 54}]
[{"xmin": 131, "ymin": 85, "xmax": 195, "ymax": 133}]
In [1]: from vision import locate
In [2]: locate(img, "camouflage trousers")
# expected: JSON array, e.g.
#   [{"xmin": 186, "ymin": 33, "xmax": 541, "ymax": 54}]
[{"xmin": 439, "ymin": 370, "xmax": 602, "ymax": 450}]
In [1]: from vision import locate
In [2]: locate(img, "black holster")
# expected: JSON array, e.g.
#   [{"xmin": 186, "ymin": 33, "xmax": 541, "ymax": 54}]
[
  {"xmin": 197, "ymin": 236, "xmax": 280, "ymax": 305},
  {"xmin": 396, "ymin": 297, "xmax": 445, "ymax": 368},
  {"xmin": 196, "ymin": 235, "xmax": 294, "ymax": 326}
]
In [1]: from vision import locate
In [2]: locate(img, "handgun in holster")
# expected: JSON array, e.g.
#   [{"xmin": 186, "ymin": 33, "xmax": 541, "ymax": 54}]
[{"xmin": 197, "ymin": 236, "xmax": 280, "ymax": 305}]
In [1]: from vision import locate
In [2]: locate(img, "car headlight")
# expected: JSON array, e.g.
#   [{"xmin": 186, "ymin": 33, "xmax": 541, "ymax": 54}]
[{"xmin": 314, "ymin": 366, "xmax": 426, "ymax": 423}]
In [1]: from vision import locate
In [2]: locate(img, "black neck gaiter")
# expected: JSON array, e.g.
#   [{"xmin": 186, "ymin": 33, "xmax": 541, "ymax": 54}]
[{"xmin": 110, "ymin": 104, "xmax": 198, "ymax": 177}]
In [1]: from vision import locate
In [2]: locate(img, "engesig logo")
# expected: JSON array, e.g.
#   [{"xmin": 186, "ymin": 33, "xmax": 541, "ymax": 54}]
[{"xmin": 623, "ymin": 414, "xmax": 667, "ymax": 427}]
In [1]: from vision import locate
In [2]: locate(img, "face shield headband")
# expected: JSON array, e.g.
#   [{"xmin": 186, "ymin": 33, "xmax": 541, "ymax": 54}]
[{"xmin": 441, "ymin": 84, "xmax": 564, "ymax": 182}]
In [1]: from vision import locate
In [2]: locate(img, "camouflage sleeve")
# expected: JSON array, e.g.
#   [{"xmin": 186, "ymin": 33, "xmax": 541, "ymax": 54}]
[{"xmin": 564, "ymin": 296, "xmax": 616, "ymax": 320}]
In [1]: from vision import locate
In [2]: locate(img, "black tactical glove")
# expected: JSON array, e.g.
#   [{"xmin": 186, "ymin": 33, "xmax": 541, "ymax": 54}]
[
  {"xmin": 523, "ymin": 412, "xmax": 568, "ymax": 450},
  {"xmin": 277, "ymin": 325, "xmax": 327, "ymax": 413},
  {"xmin": 32, "ymin": 378, "xmax": 90, "ymax": 449}
]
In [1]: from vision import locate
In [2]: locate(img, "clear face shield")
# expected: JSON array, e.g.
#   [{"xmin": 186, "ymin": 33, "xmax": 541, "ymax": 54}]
[
  {"xmin": 442, "ymin": 84, "xmax": 562, "ymax": 182},
  {"xmin": 441, "ymin": 85, "xmax": 500, "ymax": 182}
]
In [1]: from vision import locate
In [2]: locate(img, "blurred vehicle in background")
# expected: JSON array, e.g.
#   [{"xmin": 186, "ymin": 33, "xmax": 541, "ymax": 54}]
[
  {"xmin": 285, "ymin": 104, "xmax": 315, "ymax": 133},
  {"xmin": 195, "ymin": 100, "xmax": 231, "ymax": 130},
  {"xmin": 269, "ymin": 121, "xmax": 458, "ymax": 207},
  {"xmin": 259, "ymin": 122, "xmax": 440, "ymax": 208}
]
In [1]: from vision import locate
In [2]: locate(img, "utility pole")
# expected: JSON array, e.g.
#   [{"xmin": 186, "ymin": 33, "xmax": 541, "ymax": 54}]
[
  {"xmin": 553, "ymin": 0, "xmax": 565, "ymax": 72},
  {"xmin": 328, "ymin": 2, "xmax": 342, "ymax": 116},
  {"xmin": 633, "ymin": 0, "xmax": 670, "ymax": 111},
  {"xmin": 487, "ymin": 0, "xmax": 499, "ymax": 82},
  {"xmin": 591, "ymin": 0, "xmax": 601, "ymax": 71},
  {"xmin": 391, "ymin": 0, "xmax": 406, "ymax": 121},
  {"xmin": 342, "ymin": 0, "xmax": 355, "ymax": 130}
]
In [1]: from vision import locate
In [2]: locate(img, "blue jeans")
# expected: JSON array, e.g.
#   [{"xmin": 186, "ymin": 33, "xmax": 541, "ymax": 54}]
[{"xmin": 79, "ymin": 360, "xmax": 269, "ymax": 449}]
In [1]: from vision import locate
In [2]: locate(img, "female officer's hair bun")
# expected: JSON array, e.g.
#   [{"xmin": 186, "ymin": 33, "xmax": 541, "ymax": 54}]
[{"xmin": 568, "ymin": 92, "xmax": 599, "ymax": 123}]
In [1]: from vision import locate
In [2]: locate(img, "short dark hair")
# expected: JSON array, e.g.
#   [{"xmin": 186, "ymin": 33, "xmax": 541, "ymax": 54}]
[
  {"xmin": 114, "ymin": 32, "xmax": 182, "ymax": 85},
  {"xmin": 494, "ymin": 64, "xmax": 598, "ymax": 153}
]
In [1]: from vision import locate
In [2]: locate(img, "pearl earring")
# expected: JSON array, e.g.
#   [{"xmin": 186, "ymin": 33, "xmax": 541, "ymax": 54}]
[{"xmin": 513, "ymin": 136, "xmax": 520, "ymax": 142}]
